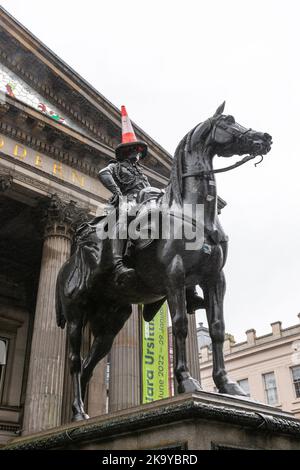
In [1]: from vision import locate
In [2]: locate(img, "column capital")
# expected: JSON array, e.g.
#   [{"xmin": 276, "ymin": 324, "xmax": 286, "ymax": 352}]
[
  {"xmin": 0, "ymin": 173, "xmax": 13, "ymax": 193},
  {"xmin": 40, "ymin": 194, "xmax": 89, "ymax": 239}
]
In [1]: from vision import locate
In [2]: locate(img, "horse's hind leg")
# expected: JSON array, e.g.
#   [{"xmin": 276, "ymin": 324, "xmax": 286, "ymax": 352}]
[
  {"xmin": 203, "ymin": 270, "xmax": 247, "ymax": 396},
  {"xmin": 166, "ymin": 255, "xmax": 202, "ymax": 394},
  {"xmin": 80, "ymin": 333, "xmax": 115, "ymax": 402},
  {"xmin": 81, "ymin": 304, "xmax": 132, "ymax": 401},
  {"xmin": 68, "ymin": 315, "xmax": 89, "ymax": 421}
]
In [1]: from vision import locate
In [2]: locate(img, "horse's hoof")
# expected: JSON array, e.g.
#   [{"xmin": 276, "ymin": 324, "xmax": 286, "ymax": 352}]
[
  {"xmin": 218, "ymin": 381, "xmax": 248, "ymax": 397},
  {"xmin": 178, "ymin": 377, "xmax": 203, "ymax": 394},
  {"xmin": 72, "ymin": 412, "xmax": 90, "ymax": 422},
  {"xmin": 186, "ymin": 294, "xmax": 205, "ymax": 313}
]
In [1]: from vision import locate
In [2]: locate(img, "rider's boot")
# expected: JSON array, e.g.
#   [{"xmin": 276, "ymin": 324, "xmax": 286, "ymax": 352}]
[
  {"xmin": 112, "ymin": 235, "xmax": 136, "ymax": 287},
  {"xmin": 186, "ymin": 286, "xmax": 205, "ymax": 313}
]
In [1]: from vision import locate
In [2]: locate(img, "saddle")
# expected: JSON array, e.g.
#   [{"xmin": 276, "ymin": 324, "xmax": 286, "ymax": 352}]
[{"xmin": 129, "ymin": 187, "xmax": 165, "ymax": 251}]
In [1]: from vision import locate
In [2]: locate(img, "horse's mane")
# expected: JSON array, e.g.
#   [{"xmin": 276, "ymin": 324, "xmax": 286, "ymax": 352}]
[{"xmin": 165, "ymin": 119, "xmax": 211, "ymax": 207}]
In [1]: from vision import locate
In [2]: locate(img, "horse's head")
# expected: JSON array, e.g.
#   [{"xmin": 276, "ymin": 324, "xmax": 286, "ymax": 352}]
[
  {"xmin": 169, "ymin": 103, "xmax": 273, "ymax": 206},
  {"xmin": 191, "ymin": 101, "xmax": 272, "ymax": 158}
]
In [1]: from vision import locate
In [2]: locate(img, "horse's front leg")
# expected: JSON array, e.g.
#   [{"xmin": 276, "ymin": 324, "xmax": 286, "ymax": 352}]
[
  {"xmin": 166, "ymin": 254, "xmax": 202, "ymax": 394},
  {"xmin": 203, "ymin": 270, "xmax": 247, "ymax": 396},
  {"xmin": 68, "ymin": 318, "xmax": 89, "ymax": 421}
]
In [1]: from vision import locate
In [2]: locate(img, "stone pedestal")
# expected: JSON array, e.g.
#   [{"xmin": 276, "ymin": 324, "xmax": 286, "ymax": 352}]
[
  {"xmin": 22, "ymin": 195, "xmax": 85, "ymax": 434},
  {"xmin": 7, "ymin": 392, "xmax": 300, "ymax": 450},
  {"xmin": 108, "ymin": 305, "xmax": 141, "ymax": 412}
]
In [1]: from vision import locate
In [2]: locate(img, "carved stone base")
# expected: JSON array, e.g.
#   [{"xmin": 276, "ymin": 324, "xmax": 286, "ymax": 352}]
[{"xmin": 5, "ymin": 392, "xmax": 300, "ymax": 450}]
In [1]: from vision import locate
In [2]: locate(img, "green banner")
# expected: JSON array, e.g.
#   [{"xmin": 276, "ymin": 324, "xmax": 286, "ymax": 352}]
[{"xmin": 142, "ymin": 302, "xmax": 170, "ymax": 404}]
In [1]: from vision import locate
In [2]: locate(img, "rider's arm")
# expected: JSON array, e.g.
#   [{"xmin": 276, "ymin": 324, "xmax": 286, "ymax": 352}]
[{"xmin": 98, "ymin": 163, "xmax": 122, "ymax": 196}]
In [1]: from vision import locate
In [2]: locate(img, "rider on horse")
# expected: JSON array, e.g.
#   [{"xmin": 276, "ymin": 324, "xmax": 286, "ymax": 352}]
[
  {"xmin": 98, "ymin": 106, "xmax": 204, "ymax": 311},
  {"xmin": 98, "ymin": 105, "xmax": 150, "ymax": 286}
]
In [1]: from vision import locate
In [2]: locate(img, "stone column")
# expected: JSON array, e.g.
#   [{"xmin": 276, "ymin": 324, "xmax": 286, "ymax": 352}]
[
  {"xmin": 173, "ymin": 312, "xmax": 201, "ymax": 395},
  {"xmin": 61, "ymin": 325, "xmax": 92, "ymax": 424},
  {"xmin": 22, "ymin": 195, "xmax": 83, "ymax": 434},
  {"xmin": 186, "ymin": 313, "xmax": 201, "ymax": 385},
  {"xmin": 108, "ymin": 305, "xmax": 141, "ymax": 412},
  {"xmin": 88, "ymin": 356, "xmax": 108, "ymax": 417}
]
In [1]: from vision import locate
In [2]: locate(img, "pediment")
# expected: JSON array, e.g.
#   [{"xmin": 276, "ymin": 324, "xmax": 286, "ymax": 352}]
[{"xmin": 0, "ymin": 63, "xmax": 84, "ymax": 134}]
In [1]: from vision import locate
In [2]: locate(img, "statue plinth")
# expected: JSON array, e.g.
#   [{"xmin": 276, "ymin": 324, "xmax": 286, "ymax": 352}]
[{"xmin": 5, "ymin": 392, "xmax": 300, "ymax": 450}]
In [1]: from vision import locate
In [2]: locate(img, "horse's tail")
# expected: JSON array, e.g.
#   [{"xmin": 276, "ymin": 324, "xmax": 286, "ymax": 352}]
[{"xmin": 55, "ymin": 269, "xmax": 66, "ymax": 329}]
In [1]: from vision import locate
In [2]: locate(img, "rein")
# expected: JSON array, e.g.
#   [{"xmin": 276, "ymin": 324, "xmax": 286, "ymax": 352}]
[
  {"xmin": 213, "ymin": 154, "xmax": 255, "ymax": 173},
  {"xmin": 182, "ymin": 155, "xmax": 263, "ymax": 179},
  {"xmin": 182, "ymin": 116, "xmax": 266, "ymax": 179}
]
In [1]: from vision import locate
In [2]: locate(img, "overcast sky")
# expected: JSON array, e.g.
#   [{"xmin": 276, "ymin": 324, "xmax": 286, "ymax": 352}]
[{"xmin": 2, "ymin": 0, "xmax": 300, "ymax": 341}]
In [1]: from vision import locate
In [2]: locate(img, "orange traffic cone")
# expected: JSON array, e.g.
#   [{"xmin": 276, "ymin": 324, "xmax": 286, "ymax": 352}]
[
  {"xmin": 115, "ymin": 105, "xmax": 148, "ymax": 161},
  {"xmin": 121, "ymin": 105, "xmax": 137, "ymax": 144}
]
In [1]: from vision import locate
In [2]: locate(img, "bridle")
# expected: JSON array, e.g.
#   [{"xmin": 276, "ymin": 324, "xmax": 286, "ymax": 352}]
[{"xmin": 182, "ymin": 117, "xmax": 263, "ymax": 179}]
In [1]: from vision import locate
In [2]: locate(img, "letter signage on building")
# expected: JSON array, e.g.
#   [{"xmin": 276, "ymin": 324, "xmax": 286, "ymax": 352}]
[
  {"xmin": 142, "ymin": 302, "xmax": 170, "ymax": 403},
  {"xmin": 0, "ymin": 133, "xmax": 104, "ymax": 195}
]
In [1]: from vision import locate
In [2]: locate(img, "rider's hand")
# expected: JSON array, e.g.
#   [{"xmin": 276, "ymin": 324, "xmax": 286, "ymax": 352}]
[{"xmin": 110, "ymin": 189, "xmax": 122, "ymax": 205}]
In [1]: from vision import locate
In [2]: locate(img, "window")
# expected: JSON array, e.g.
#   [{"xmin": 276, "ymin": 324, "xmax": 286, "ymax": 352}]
[
  {"xmin": 291, "ymin": 366, "xmax": 300, "ymax": 398},
  {"xmin": 237, "ymin": 378, "xmax": 250, "ymax": 397},
  {"xmin": 263, "ymin": 372, "xmax": 278, "ymax": 405},
  {"xmin": 0, "ymin": 338, "xmax": 8, "ymax": 399}
]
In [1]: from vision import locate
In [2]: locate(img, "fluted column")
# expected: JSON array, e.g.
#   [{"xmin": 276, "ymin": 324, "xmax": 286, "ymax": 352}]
[
  {"xmin": 173, "ymin": 312, "xmax": 201, "ymax": 395},
  {"xmin": 88, "ymin": 356, "xmax": 108, "ymax": 417},
  {"xmin": 108, "ymin": 305, "xmax": 140, "ymax": 412},
  {"xmin": 61, "ymin": 336, "xmax": 73, "ymax": 425},
  {"xmin": 186, "ymin": 313, "xmax": 201, "ymax": 385},
  {"xmin": 61, "ymin": 325, "xmax": 92, "ymax": 424},
  {"xmin": 22, "ymin": 195, "xmax": 82, "ymax": 434}
]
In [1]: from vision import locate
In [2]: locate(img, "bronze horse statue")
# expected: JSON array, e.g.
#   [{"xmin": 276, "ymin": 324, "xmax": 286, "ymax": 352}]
[{"xmin": 56, "ymin": 102, "xmax": 272, "ymax": 421}]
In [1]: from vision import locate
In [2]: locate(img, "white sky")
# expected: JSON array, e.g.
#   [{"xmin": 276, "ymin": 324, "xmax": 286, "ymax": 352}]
[{"xmin": 2, "ymin": 0, "xmax": 300, "ymax": 341}]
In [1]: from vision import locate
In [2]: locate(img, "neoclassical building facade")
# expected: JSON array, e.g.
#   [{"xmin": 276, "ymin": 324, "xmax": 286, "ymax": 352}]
[
  {"xmin": 0, "ymin": 7, "xmax": 202, "ymax": 445},
  {"xmin": 199, "ymin": 315, "xmax": 300, "ymax": 420}
]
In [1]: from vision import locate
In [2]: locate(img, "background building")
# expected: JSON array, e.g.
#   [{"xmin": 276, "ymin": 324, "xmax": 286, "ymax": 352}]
[{"xmin": 199, "ymin": 314, "xmax": 300, "ymax": 419}]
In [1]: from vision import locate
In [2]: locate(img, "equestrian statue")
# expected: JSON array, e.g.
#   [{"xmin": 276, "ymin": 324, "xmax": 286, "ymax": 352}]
[{"xmin": 56, "ymin": 102, "xmax": 272, "ymax": 421}]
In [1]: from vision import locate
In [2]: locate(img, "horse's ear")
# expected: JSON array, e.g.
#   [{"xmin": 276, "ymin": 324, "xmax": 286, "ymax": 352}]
[{"xmin": 213, "ymin": 101, "xmax": 226, "ymax": 116}]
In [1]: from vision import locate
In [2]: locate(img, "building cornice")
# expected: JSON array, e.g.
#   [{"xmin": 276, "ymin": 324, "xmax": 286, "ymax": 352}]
[
  {"xmin": 0, "ymin": 94, "xmax": 169, "ymax": 187},
  {"xmin": 200, "ymin": 330, "xmax": 300, "ymax": 368}
]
